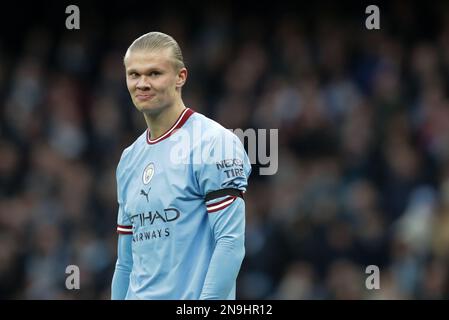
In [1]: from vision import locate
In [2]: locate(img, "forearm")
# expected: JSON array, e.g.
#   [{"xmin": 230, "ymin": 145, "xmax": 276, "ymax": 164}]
[
  {"xmin": 200, "ymin": 235, "xmax": 245, "ymax": 300},
  {"xmin": 111, "ymin": 261, "xmax": 131, "ymax": 299},
  {"xmin": 111, "ymin": 234, "xmax": 133, "ymax": 300}
]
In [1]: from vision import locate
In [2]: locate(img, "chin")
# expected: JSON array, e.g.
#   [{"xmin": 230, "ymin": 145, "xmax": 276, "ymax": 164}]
[{"xmin": 136, "ymin": 103, "xmax": 165, "ymax": 115}]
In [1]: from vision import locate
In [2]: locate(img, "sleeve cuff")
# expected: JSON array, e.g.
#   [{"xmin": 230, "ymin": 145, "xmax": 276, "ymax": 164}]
[{"xmin": 117, "ymin": 225, "xmax": 133, "ymax": 234}]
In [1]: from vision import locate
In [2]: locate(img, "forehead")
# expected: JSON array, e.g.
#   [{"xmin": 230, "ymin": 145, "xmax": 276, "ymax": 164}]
[{"xmin": 124, "ymin": 48, "xmax": 175, "ymax": 71}]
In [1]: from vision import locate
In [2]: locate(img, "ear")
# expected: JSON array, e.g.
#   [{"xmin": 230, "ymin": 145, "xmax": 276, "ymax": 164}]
[{"xmin": 176, "ymin": 68, "xmax": 187, "ymax": 88}]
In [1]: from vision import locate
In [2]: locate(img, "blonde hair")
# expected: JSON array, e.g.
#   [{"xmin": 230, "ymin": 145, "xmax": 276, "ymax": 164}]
[{"xmin": 125, "ymin": 32, "xmax": 185, "ymax": 70}]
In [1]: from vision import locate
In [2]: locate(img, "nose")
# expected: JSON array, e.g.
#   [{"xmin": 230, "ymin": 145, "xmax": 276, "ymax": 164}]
[{"xmin": 136, "ymin": 76, "xmax": 151, "ymax": 90}]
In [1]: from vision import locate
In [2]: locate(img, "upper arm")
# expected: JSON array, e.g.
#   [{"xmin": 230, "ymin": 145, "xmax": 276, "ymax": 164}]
[
  {"xmin": 195, "ymin": 130, "xmax": 251, "ymax": 237},
  {"xmin": 116, "ymin": 150, "xmax": 133, "ymax": 234},
  {"xmin": 196, "ymin": 130, "xmax": 251, "ymax": 198}
]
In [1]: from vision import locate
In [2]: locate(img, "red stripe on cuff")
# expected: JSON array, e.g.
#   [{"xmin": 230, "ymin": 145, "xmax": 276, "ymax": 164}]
[
  {"xmin": 117, "ymin": 225, "xmax": 133, "ymax": 234},
  {"xmin": 117, "ymin": 230, "xmax": 133, "ymax": 235},
  {"xmin": 206, "ymin": 195, "xmax": 235, "ymax": 208},
  {"xmin": 207, "ymin": 196, "xmax": 237, "ymax": 213}
]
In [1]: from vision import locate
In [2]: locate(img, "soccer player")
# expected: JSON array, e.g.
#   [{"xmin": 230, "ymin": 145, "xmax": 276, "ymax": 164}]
[{"xmin": 111, "ymin": 32, "xmax": 251, "ymax": 299}]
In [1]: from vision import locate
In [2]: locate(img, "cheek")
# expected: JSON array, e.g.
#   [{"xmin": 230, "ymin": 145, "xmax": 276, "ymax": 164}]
[
  {"xmin": 126, "ymin": 80, "xmax": 134, "ymax": 92},
  {"xmin": 159, "ymin": 81, "xmax": 175, "ymax": 95},
  {"xmin": 168, "ymin": 80, "xmax": 179, "ymax": 93}
]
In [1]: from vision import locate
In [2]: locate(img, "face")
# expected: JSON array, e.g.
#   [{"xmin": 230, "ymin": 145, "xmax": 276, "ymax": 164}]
[{"xmin": 124, "ymin": 48, "xmax": 187, "ymax": 115}]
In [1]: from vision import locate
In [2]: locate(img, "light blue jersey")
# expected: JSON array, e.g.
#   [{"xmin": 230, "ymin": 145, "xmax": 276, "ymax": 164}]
[{"xmin": 111, "ymin": 108, "xmax": 251, "ymax": 300}]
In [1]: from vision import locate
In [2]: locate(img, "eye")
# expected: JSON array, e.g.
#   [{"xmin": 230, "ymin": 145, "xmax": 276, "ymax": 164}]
[
  {"xmin": 128, "ymin": 72, "xmax": 139, "ymax": 79},
  {"xmin": 149, "ymin": 71, "xmax": 161, "ymax": 77}
]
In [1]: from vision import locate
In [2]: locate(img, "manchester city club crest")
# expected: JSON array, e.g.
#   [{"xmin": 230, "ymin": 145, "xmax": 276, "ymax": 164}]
[{"xmin": 142, "ymin": 163, "xmax": 155, "ymax": 185}]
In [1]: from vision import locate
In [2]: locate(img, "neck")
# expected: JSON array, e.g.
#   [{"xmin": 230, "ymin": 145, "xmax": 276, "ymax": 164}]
[{"xmin": 143, "ymin": 100, "xmax": 186, "ymax": 140}]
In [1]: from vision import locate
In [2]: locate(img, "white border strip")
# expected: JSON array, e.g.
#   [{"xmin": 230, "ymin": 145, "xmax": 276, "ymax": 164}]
[{"xmin": 147, "ymin": 108, "xmax": 189, "ymax": 143}]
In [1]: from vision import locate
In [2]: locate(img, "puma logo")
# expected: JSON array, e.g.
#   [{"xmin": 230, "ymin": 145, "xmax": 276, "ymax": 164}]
[{"xmin": 140, "ymin": 187, "xmax": 151, "ymax": 202}]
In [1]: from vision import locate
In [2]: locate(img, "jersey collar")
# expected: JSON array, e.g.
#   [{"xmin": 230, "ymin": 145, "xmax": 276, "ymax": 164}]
[{"xmin": 146, "ymin": 108, "xmax": 194, "ymax": 145}]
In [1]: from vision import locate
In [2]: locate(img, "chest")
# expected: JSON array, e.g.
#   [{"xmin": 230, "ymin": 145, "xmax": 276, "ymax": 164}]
[{"xmin": 122, "ymin": 145, "xmax": 199, "ymax": 219}]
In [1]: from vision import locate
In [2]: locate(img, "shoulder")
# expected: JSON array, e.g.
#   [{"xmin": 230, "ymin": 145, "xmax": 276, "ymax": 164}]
[
  {"xmin": 190, "ymin": 112, "xmax": 240, "ymax": 146},
  {"xmin": 190, "ymin": 112, "xmax": 248, "ymax": 170}
]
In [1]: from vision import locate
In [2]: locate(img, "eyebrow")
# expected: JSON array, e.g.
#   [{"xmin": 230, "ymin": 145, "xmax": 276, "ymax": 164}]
[{"xmin": 127, "ymin": 67, "xmax": 163, "ymax": 75}]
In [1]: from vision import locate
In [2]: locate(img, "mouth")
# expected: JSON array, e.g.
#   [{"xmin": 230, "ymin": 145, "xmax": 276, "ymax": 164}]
[{"xmin": 136, "ymin": 94, "xmax": 155, "ymax": 101}]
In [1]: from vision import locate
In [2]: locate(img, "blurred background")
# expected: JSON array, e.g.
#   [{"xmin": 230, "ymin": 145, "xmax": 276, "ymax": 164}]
[{"xmin": 1, "ymin": 0, "xmax": 449, "ymax": 299}]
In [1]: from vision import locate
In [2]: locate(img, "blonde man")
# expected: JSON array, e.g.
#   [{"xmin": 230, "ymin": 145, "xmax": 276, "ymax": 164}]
[{"xmin": 111, "ymin": 32, "xmax": 251, "ymax": 299}]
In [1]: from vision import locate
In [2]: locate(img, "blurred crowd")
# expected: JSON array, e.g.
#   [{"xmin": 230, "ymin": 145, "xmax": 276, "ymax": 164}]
[{"xmin": 1, "ymin": 1, "xmax": 449, "ymax": 299}]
